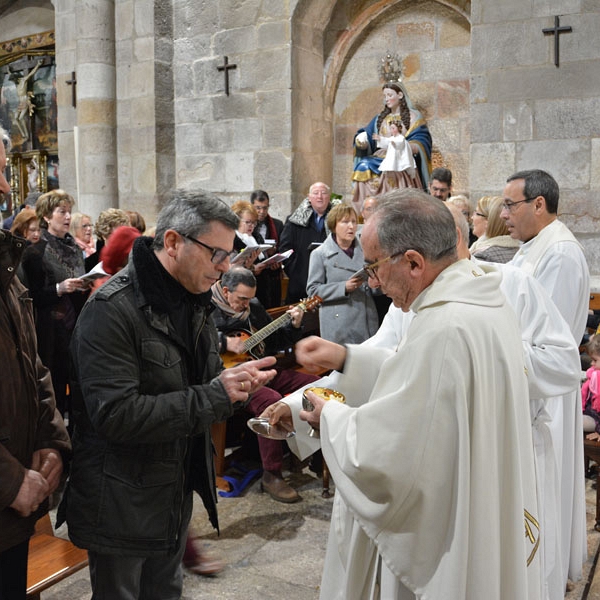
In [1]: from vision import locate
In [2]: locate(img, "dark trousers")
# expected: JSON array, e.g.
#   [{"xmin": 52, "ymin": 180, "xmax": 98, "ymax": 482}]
[
  {"xmin": 88, "ymin": 494, "xmax": 192, "ymax": 600},
  {"xmin": 247, "ymin": 369, "xmax": 318, "ymax": 472},
  {"xmin": 0, "ymin": 540, "xmax": 29, "ymax": 600}
]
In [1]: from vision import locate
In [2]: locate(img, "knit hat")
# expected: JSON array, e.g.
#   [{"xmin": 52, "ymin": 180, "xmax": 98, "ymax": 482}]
[{"xmin": 100, "ymin": 225, "xmax": 141, "ymax": 275}]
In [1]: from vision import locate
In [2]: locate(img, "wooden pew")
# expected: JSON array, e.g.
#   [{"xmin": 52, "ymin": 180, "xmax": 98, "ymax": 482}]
[{"xmin": 26, "ymin": 513, "xmax": 88, "ymax": 599}]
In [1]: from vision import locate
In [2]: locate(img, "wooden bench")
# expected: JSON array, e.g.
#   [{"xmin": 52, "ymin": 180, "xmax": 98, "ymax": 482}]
[{"xmin": 26, "ymin": 513, "xmax": 88, "ymax": 599}]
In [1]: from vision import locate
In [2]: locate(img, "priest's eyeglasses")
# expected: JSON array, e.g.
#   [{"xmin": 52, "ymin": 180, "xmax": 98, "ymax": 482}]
[
  {"xmin": 364, "ymin": 251, "xmax": 404, "ymax": 279},
  {"xmin": 501, "ymin": 197, "xmax": 536, "ymax": 212},
  {"xmin": 183, "ymin": 234, "xmax": 230, "ymax": 264}
]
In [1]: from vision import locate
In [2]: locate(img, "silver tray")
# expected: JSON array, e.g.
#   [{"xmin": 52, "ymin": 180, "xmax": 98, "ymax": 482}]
[{"xmin": 247, "ymin": 417, "xmax": 296, "ymax": 440}]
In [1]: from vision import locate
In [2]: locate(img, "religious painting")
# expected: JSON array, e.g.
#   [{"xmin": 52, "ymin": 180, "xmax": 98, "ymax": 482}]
[
  {"xmin": 0, "ymin": 31, "xmax": 57, "ymax": 213},
  {"xmin": 8, "ymin": 150, "xmax": 48, "ymax": 205},
  {"xmin": 0, "ymin": 57, "xmax": 57, "ymax": 153}
]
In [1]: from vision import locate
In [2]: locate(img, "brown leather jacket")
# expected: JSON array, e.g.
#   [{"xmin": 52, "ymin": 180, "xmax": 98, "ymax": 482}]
[{"xmin": 0, "ymin": 230, "xmax": 71, "ymax": 553}]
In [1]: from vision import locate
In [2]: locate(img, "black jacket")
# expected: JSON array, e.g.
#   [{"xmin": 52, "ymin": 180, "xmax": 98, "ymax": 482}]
[
  {"xmin": 212, "ymin": 298, "xmax": 302, "ymax": 358},
  {"xmin": 279, "ymin": 198, "xmax": 340, "ymax": 303},
  {"xmin": 59, "ymin": 237, "xmax": 232, "ymax": 555}
]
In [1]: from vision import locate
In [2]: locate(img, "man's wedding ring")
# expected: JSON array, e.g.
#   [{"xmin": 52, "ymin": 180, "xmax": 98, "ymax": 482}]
[{"xmin": 240, "ymin": 381, "xmax": 245, "ymax": 391}]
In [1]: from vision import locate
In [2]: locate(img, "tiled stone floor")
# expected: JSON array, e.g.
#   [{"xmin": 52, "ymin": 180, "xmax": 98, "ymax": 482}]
[{"xmin": 42, "ymin": 462, "xmax": 600, "ymax": 600}]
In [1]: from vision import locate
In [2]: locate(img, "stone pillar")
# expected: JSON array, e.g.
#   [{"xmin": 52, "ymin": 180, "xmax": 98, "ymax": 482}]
[{"xmin": 74, "ymin": 0, "xmax": 118, "ymax": 217}]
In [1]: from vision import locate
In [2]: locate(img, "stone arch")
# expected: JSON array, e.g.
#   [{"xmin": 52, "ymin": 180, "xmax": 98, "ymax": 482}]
[{"xmin": 291, "ymin": 0, "xmax": 471, "ymax": 204}]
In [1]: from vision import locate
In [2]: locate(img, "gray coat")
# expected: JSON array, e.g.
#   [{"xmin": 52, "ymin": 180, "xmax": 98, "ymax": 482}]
[{"xmin": 306, "ymin": 234, "xmax": 378, "ymax": 344}]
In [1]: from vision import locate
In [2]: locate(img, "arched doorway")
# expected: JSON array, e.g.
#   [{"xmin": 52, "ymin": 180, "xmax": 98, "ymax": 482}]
[{"xmin": 291, "ymin": 0, "xmax": 471, "ymax": 203}]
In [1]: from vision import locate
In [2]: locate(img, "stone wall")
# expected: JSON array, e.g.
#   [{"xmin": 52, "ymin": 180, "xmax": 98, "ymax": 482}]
[
  {"xmin": 332, "ymin": 0, "xmax": 471, "ymax": 200},
  {"xmin": 5, "ymin": 0, "xmax": 599, "ymax": 276},
  {"xmin": 471, "ymin": 0, "xmax": 600, "ymax": 272},
  {"xmin": 172, "ymin": 0, "xmax": 296, "ymax": 222}
]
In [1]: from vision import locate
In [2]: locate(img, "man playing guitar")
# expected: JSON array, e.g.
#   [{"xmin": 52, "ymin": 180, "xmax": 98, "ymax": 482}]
[{"xmin": 211, "ymin": 267, "xmax": 319, "ymax": 503}]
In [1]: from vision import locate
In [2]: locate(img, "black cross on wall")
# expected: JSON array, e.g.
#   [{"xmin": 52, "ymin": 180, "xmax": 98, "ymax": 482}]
[
  {"xmin": 542, "ymin": 15, "xmax": 572, "ymax": 67},
  {"xmin": 217, "ymin": 56, "xmax": 237, "ymax": 96}
]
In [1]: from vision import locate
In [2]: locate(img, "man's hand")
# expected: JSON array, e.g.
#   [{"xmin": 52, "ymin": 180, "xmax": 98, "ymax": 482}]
[
  {"xmin": 299, "ymin": 390, "xmax": 326, "ymax": 430},
  {"xmin": 32, "ymin": 449, "xmax": 63, "ymax": 495},
  {"xmin": 219, "ymin": 356, "xmax": 277, "ymax": 403},
  {"xmin": 286, "ymin": 305, "xmax": 304, "ymax": 328},
  {"xmin": 9, "ymin": 469, "xmax": 49, "ymax": 517},
  {"xmin": 226, "ymin": 334, "xmax": 247, "ymax": 355},
  {"xmin": 261, "ymin": 401, "xmax": 294, "ymax": 432},
  {"xmin": 295, "ymin": 336, "xmax": 346, "ymax": 373}
]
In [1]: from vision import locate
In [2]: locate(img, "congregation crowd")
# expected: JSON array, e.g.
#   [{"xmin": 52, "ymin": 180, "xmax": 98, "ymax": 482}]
[{"xmin": 0, "ymin": 80, "xmax": 597, "ymax": 600}]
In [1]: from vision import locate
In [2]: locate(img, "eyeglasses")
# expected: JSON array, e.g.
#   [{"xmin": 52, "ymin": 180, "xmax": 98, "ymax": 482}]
[
  {"xmin": 501, "ymin": 197, "xmax": 537, "ymax": 212},
  {"xmin": 183, "ymin": 234, "xmax": 230, "ymax": 264},
  {"xmin": 363, "ymin": 251, "xmax": 404, "ymax": 279},
  {"xmin": 241, "ymin": 220, "xmax": 257, "ymax": 227}
]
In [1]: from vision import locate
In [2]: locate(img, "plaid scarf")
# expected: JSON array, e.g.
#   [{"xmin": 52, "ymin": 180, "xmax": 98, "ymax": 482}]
[{"xmin": 210, "ymin": 280, "xmax": 251, "ymax": 321}]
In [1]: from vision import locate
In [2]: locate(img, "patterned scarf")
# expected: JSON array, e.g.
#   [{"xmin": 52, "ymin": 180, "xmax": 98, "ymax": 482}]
[{"xmin": 210, "ymin": 280, "xmax": 251, "ymax": 321}]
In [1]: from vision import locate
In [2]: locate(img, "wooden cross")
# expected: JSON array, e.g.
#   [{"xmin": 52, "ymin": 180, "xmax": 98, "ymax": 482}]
[
  {"xmin": 543, "ymin": 15, "xmax": 572, "ymax": 67},
  {"xmin": 65, "ymin": 71, "xmax": 77, "ymax": 107},
  {"xmin": 217, "ymin": 56, "xmax": 237, "ymax": 96}
]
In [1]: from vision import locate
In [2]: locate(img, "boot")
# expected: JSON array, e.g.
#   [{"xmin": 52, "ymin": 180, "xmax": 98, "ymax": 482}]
[{"xmin": 260, "ymin": 470, "xmax": 300, "ymax": 503}]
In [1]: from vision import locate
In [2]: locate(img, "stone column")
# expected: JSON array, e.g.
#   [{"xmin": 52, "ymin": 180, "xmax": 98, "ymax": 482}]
[{"xmin": 74, "ymin": 0, "xmax": 118, "ymax": 217}]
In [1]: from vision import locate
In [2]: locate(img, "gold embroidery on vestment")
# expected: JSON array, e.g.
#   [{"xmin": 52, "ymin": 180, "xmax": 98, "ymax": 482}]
[{"xmin": 524, "ymin": 509, "xmax": 540, "ymax": 566}]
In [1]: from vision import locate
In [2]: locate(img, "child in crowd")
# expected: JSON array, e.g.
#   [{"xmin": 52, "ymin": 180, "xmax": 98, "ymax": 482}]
[{"xmin": 582, "ymin": 334, "xmax": 600, "ymax": 440}]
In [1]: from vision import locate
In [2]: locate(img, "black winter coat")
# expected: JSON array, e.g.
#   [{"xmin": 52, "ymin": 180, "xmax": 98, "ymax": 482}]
[{"xmin": 59, "ymin": 238, "xmax": 232, "ymax": 556}]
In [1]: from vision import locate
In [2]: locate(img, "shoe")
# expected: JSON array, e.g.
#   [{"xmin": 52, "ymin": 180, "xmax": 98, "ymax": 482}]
[
  {"xmin": 260, "ymin": 471, "xmax": 300, "ymax": 503},
  {"xmin": 183, "ymin": 537, "xmax": 225, "ymax": 577},
  {"xmin": 183, "ymin": 553, "xmax": 225, "ymax": 577}
]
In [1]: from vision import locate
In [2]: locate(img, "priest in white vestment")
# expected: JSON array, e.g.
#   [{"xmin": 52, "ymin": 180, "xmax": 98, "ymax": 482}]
[
  {"xmin": 503, "ymin": 169, "xmax": 589, "ymax": 598},
  {"xmin": 274, "ymin": 205, "xmax": 580, "ymax": 600},
  {"xmin": 270, "ymin": 192, "xmax": 541, "ymax": 600}
]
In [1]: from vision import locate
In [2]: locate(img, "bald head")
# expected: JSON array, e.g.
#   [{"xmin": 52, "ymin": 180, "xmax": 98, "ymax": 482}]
[{"xmin": 444, "ymin": 202, "xmax": 470, "ymax": 259}]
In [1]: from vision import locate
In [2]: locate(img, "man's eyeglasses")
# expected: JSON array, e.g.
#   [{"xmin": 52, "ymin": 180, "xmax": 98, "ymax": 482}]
[
  {"xmin": 501, "ymin": 197, "xmax": 537, "ymax": 212},
  {"xmin": 363, "ymin": 251, "xmax": 404, "ymax": 279},
  {"xmin": 183, "ymin": 234, "xmax": 230, "ymax": 264}
]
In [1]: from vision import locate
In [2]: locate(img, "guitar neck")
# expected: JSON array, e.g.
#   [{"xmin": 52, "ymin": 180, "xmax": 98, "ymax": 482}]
[{"xmin": 243, "ymin": 312, "xmax": 293, "ymax": 352}]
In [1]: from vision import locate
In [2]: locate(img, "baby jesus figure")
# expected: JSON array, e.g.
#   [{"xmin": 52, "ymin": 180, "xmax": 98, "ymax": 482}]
[{"xmin": 372, "ymin": 120, "xmax": 421, "ymax": 194}]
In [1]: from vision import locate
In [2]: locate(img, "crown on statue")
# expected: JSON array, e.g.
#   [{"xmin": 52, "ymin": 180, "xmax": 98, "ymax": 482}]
[{"xmin": 378, "ymin": 52, "xmax": 403, "ymax": 84}]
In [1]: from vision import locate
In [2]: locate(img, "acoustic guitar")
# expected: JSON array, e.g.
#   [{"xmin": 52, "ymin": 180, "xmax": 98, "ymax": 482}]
[{"xmin": 220, "ymin": 296, "xmax": 322, "ymax": 368}]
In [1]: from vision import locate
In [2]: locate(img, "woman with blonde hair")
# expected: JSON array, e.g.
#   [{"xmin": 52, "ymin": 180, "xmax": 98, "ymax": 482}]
[
  {"xmin": 230, "ymin": 200, "xmax": 266, "ymax": 270},
  {"xmin": 470, "ymin": 196, "xmax": 520, "ymax": 263},
  {"xmin": 20, "ymin": 189, "xmax": 91, "ymax": 419},
  {"xmin": 86, "ymin": 207, "xmax": 130, "ymax": 269},
  {"xmin": 70, "ymin": 212, "xmax": 96, "ymax": 257},
  {"xmin": 469, "ymin": 196, "xmax": 492, "ymax": 247}
]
